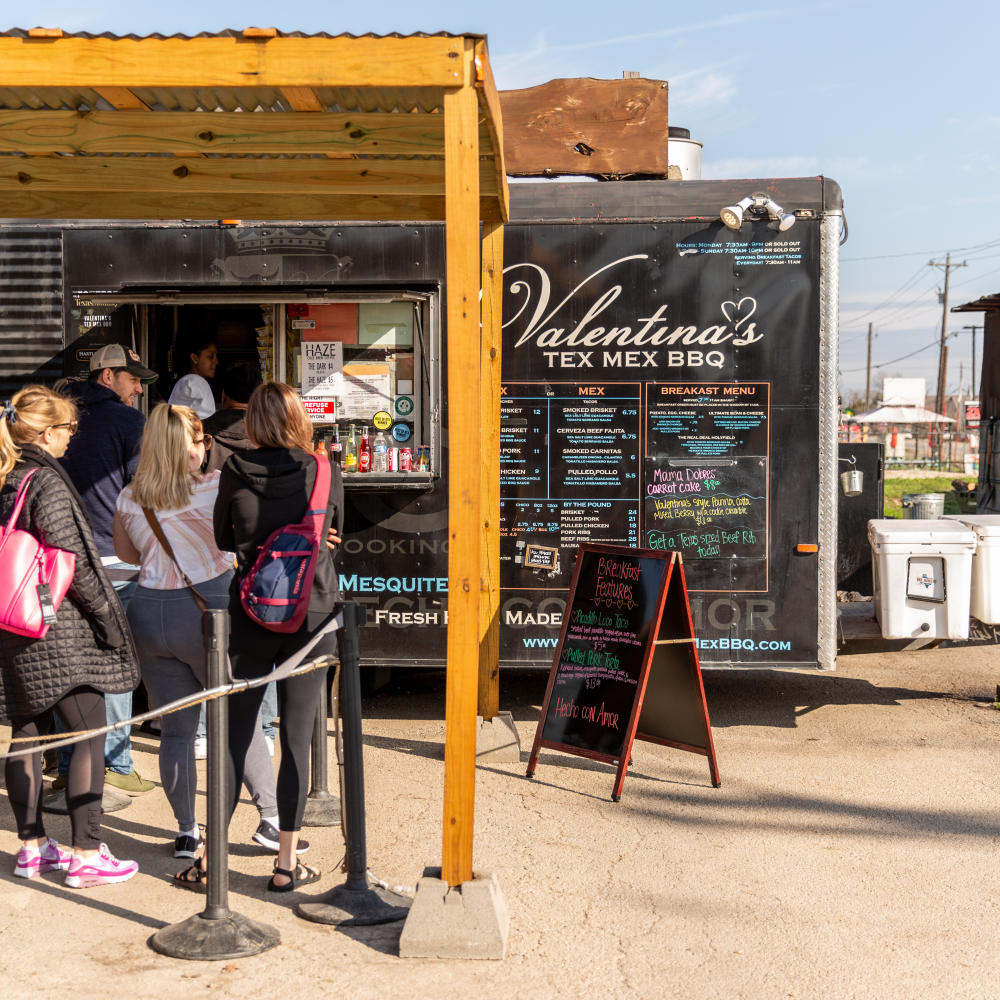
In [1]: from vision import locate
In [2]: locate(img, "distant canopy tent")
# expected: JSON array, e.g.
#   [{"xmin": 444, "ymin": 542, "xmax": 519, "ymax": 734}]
[
  {"xmin": 851, "ymin": 405, "xmax": 955, "ymax": 425},
  {"xmin": 0, "ymin": 26, "xmax": 509, "ymax": 890}
]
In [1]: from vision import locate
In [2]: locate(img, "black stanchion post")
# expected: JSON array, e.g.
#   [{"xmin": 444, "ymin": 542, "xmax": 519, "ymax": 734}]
[
  {"xmin": 302, "ymin": 667, "xmax": 340, "ymax": 827},
  {"xmin": 150, "ymin": 610, "xmax": 280, "ymax": 960},
  {"xmin": 295, "ymin": 603, "xmax": 411, "ymax": 926}
]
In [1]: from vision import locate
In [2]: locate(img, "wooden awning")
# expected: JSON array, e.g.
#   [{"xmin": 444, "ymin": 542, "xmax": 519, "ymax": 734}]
[
  {"xmin": 0, "ymin": 27, "xmax": 506, "ymax": 891},
  {"xmin": 0, "ymin": 28, "xmax": 508, "ymax": 223}
]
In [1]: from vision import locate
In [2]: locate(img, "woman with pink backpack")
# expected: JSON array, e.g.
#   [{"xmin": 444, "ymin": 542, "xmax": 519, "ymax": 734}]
[{"xmin": 0, "ymin": 385, "xmax": 139, "ymax": 889}]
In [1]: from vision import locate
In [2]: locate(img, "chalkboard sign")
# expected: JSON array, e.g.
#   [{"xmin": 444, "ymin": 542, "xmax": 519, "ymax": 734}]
[
  {"xmin": 527, "ymin": 543, "xmax": 719, "ymax": 800},
  {"xmin": 524, "ymin": 543, "xmax": 559, "ymax": 571}
]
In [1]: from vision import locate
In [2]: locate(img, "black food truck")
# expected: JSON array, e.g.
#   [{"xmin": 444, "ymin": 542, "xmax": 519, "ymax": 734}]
[{"xmin": 0, "ymin": 176, "xmax": 843, "ymax": 670}]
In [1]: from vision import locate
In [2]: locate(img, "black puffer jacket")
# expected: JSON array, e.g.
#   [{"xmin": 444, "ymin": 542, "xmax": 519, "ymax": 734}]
[{"xmin": 0, "ymin": 446, "xmax": 139, "ymax": 723}]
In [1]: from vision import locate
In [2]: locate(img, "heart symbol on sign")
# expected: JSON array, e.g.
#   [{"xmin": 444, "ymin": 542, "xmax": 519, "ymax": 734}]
[{"xmin": 720, "ymin": 297, "xmax": 757, "ymax": 329}]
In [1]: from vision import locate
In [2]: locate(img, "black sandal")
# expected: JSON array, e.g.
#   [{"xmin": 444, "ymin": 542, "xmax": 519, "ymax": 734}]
[
  {"xmin": 267, "ymin": 861, "xmax": 320, "ymax": 893},
  {"xmin": 173, "ymin": 858, "xmax": 207, "ymax": 893}
]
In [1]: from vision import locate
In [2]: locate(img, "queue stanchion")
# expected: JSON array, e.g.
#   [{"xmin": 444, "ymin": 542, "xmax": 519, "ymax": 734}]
[
  {"xmin": 150, "ymin": 610, "xmax": 280, "ymax": 960},
  {"xmin": 302, "ymin": 660, "xmax": 340, "ymax": 827},
  {"xmin": 296, "ymin": 602, "xmax": 411, "ymax": 926}
]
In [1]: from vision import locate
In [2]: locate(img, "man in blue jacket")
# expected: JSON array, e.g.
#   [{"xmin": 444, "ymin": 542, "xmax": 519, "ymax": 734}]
[{"xmin": 59, "ymin": 344, "xmax": 159, "ymax": 796}]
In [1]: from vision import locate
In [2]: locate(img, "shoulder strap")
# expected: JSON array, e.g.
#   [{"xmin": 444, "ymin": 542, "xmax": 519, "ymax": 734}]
[
  {"xmin": 142, "ymin": 507, "xmax": 209, "ymax": 613},
  {"xmin": 4, "ymin": 468, "xmax": 37, "ymax": 530},
  {"xmin": 306, "ymin": 454, "xmax": 332, "ymax": 534}
]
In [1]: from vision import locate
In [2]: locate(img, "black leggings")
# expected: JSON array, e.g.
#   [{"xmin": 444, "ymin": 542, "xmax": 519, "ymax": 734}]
[
  {"xmin": 6, "ymin": 687, "xmax": 105, "ymax": 850},
  {"xmin": 227, "ymin": 620, "xmax": 334, "ymax": 832}
]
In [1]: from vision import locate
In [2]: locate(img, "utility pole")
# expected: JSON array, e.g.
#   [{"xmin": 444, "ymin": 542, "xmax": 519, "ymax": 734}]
[
  {"xmin": 864, "ymin": 322, "xmax": 873, "ymax": 410},
  {"xmin": 962, "ymin": 323, "xmax": 982, "ymax": 397},
  {"xmin": 929, "ymin": 253, "xmax": 967, "ymax": 465},
  {"xmin": 929, "ymin": 253, "xmax": 967, "ymax": 415}
]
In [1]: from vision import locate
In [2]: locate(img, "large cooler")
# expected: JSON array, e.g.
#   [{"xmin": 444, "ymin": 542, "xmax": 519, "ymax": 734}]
[
  {"xmin": 868, "ymin": 519, "xmax": 976, "ymax": 639},
  {"xmin": 944, "ymin": 515, "xmax": 1000, "ymax": 624}
]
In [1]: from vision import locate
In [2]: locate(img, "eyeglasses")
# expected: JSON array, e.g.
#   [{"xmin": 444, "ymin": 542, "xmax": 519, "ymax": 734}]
[
  {"xmin": 194, "ymin": 434, "xmax": 213, "ymax": 449},
  {"xmin": 50, "ymin": 421, "xmax": 78, "ymax": 435}
]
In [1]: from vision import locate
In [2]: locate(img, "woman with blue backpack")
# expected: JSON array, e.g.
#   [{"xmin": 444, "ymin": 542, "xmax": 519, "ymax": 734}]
[{"xmin": 174, "ymin": 380, "xmax": 342, "ymax": 893}]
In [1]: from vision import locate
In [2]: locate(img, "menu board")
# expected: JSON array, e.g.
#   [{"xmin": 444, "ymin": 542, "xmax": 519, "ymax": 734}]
[
  {"xmin": 643, "ymin": 382, "xmax": 769, "ymax": 591},
  {"xmin": 500, "ymin": 382, "xmax": 641, "ymax": 589},
  {"xmin": 537, "ymin": 546, "xmax": 669, "ymax": 759},
  {"xmin": 527, "ymin": 544, "xmax": 720, "ymax": 799}
]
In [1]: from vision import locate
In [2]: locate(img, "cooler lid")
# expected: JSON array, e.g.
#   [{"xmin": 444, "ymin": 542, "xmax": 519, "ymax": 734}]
[
  {"xmin": 943, "ymin": 514, "xmax": 1000, "ymax": 538},
  {"xmin": 868, "ymin": 518, "xmax": 977, "ymax": 546}
]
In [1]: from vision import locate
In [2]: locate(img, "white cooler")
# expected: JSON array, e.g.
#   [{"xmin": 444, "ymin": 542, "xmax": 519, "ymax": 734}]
[
  {"xmin": 944, "ymin": 515, "xmax": 1000, "ymax": 624},
  {"xmin": 867, "ymin": 519, "xmax": 976, "ymax": 639}
]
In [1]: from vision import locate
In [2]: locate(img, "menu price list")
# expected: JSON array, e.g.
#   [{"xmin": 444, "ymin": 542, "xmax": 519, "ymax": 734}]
[
  {"xmin": 500, "ymin": 382, "xmax": 641, "ymax": 499},
  {"xmin": 500, "ymin": 499, "xmax": 640, "ymax": 589}
]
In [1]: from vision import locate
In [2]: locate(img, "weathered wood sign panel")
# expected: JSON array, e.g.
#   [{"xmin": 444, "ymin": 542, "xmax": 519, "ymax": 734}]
[{"xmin": 527, "ymin": 543, "xmax": 719, "ymax": 799}]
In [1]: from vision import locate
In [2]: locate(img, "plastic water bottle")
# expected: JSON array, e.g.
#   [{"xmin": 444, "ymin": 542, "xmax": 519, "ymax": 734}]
[{"xmin": 372, "ymin": 431, "xmax": 389, "ymax": 472}]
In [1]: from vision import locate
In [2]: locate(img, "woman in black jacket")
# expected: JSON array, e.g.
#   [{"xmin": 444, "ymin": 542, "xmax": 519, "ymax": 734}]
[
  {"xmin": 175, "ymin": 381, "xmax": 342, "ymax": 892},
  {"xmin": 0, "ymin": 385, "xmax": 139, "ymax": 889}
]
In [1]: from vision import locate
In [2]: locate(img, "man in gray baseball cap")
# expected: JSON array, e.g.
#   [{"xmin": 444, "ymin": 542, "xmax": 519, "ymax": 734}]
[{"xmin": 53, "ymin": 344, "xmax": 159, "ymax": 802}]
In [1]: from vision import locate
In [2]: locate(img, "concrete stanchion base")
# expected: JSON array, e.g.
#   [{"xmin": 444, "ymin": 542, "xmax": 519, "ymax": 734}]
[
  {"xmin": 295, "ymin": 880, "xmax": 411, "ymax": 926},
  {"xmin": 302, "ymin": 792, "xmax": 341, "ymax": 827},
  {"xmin": 398, "ymin": 869, "xmax": 509, "ymax": 960},
  {"xmin": 475, "ymin": 712, "xmax": 522, "ymax": 763},
  {"xmin": 149, "ymin": 912, "xmax": 279, "ymax": 961}
]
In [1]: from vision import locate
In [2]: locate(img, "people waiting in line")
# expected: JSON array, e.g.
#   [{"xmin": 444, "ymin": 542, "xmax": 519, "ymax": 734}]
[
  {"xmin": 113, "ymin": 403, "xmax": 299, "ymax": 859},
  {"xmin": 175, "ymin": 381, "xmax": 343, "ymax": 892},
  {"xmin": 0, "ymin": 386, "xmax": 139, "ymax": 888},
  {"xmin": 203, "ymin": 360, "xmax": 262, "ymax": 472},
  {"xmin": 167, "ymin": 335, "xmax": 218, "ymax": 420},
  {"xmin": 54, "ymin": 344, "xmax": 160, "ymax": 802}
]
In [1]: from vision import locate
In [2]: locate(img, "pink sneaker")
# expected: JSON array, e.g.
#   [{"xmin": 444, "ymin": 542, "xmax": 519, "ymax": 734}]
[
  {"xmin": 64, "ymin": 844, "xmax": 138, "ymax": 888},
  {"xmin": 13, "ymin": 837, "xmax": 73, "ymax": 879}
]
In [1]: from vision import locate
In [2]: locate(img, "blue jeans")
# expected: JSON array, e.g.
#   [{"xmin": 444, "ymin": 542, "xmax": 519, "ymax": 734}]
[
  {"xmin": 57, "ymin": 561, "xmax": 138, "ymax": 777},
  {"xmin": 104, "ymin": 562, "xmax": 139, "ymax": 775}
]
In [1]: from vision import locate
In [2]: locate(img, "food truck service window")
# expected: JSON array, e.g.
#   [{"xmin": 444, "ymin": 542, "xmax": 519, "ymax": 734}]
[{"xmin": 282, "ymin": 295, "xmax": 438, "ymax": 487}]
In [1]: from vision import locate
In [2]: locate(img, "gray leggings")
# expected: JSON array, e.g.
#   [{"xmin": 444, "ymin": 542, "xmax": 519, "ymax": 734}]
[{"xmin": 127, "ymin": 573, "xmax": 277, "ymax": 830}]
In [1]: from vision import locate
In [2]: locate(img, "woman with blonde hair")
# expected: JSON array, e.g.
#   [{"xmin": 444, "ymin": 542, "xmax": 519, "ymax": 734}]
[
  {"xmin": 114, "ymin": 403, "xmax": 282, "ymax": 861},
  {"xmin": 0, "ymin": 385, "xmax": 139, "ymax": 888},
  {"xmin": 175, "ymin": 381, "xmax": 343, "ymax": 892}
]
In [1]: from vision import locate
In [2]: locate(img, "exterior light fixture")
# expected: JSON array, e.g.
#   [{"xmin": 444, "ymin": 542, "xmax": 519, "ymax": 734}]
[
  {"xmin": 720, "ymin": 192, "xmax": 797, "ymax": 232},
  {"xmin": 720, "ymin": 196, "xmax": 754, "ymax": 230}
]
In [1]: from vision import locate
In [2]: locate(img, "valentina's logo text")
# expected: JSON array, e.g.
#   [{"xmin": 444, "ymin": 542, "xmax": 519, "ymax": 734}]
[{"xmin": 503, "ymin": 255, "xmax": 764, "ymax": 370}]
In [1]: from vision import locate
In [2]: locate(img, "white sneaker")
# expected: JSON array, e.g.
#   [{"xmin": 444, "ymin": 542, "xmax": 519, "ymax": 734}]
[
  {"xmin": 193, "ymin": 737, "xmax": 207, "ymax": 760},
  {"xmin": 64, "ymin": 844, "xmax": 138, "ymax": 888},
  {"xmin": 265, "ymin": 735, "xmax": 275, "ymax": 757}
]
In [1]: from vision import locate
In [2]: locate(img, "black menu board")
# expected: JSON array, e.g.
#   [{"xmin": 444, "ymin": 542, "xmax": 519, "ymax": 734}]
[{"xmin": 528, "ymin": 543, "xmax": 720, "ymax": 800}]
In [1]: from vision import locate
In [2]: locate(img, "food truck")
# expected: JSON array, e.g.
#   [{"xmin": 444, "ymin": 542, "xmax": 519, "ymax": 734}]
[{"xmin": 0, "ymin": 175, "xmax": 843, "ymax": 669}]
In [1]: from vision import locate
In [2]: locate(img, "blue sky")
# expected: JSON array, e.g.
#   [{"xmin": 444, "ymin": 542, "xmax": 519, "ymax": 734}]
[{"xmin": 17, "ymin": 1, "xmax": 1000, "ymax": 401}]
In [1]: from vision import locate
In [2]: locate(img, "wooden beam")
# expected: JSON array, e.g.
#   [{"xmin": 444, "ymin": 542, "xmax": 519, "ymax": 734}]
[
  {"xmin": 442, "ymin": 65, "xmax": 481, "ymax": 889},
  {"xmin": 280, "ymin": 87, "xmax": 325, "ymax": 111},
  {"xmin": 0, "ymin": 189, "xmax": 505, "ymax": 223},
  {"xmin": 0, "ymin": 110, "xmax": 494, "ymax": 157},
  {"xmin": 0, "ymin": 156, "xmax": 499, "ymax": 198},
  {"xmin": 0, "ymin": 35, "xmax": 468, "ymax": 89},
  {"xmin": 478, "ymin": 219, "xmax": 504, "ymax": 721},
  {"xmin": 474, "ymin": 39, "xmax": 510, "ymax": 224}
]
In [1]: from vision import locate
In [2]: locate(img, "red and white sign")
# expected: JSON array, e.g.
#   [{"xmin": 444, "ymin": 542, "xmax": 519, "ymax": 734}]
[{"xmin": 302, "ymin": 398, "xmax": 337, "ymax": 424}]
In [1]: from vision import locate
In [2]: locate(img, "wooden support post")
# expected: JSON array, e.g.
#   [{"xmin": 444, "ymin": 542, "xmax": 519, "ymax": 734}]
[
  {"xmin": 478, "ymin": 220, "xmax": 504, "ymax": 722},
  {"xmin": 442, "ymin": 73, "xmax": 481, "ymax": 889}
]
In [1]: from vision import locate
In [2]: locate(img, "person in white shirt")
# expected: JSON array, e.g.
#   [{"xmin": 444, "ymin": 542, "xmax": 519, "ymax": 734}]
[
  {"xmin": 167, "ymin": 337, "xmax": 218, "ymax": 420},
  {"xmin": 113, "ymin": 403, "xmax": 289, "ymax": 861}
]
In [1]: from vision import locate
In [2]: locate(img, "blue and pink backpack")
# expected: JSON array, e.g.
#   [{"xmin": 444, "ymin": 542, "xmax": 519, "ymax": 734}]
[{"xmin": 239, "ymin": 454, "xmax": 332, "ymax": 633}]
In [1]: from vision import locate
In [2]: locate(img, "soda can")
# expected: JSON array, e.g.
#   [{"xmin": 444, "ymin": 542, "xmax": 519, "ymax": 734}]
[
  {"xmin": 387, "ymin": 447, "xmax": 399, "ymax": 472},
  {"xmin": 399, "ymin": 447, "xmax": 413, "ymax": 472}
]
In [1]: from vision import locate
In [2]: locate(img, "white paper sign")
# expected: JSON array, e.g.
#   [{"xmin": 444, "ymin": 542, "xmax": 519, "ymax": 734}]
[{"xmin": 301, "ymin": 340, "xmax": 344, "ymax": 397}]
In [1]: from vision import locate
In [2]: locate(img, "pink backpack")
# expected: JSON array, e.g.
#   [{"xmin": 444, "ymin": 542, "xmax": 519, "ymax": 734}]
[
  {"xmin": 239, "ymin": 454, "xmax": 331, "ymax": 633},
  {"xmin": 0, "ymin": 469, "xmax": 76, "ymax": 639}
]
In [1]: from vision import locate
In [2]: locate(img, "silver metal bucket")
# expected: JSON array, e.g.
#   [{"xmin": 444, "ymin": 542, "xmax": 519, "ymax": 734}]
[
  {"xmin": 903, "ymin": 493, "xmax": 945, "ymax": 519},
  {"xmin": 840, "ymin": 469, "xmax": 863, "ymax": 497}
]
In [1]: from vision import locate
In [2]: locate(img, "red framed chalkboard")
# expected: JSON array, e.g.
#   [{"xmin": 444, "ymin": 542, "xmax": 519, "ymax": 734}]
[{"xmin": 526, "ymin": 543, "xmax": 719, "ymax": 800}]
